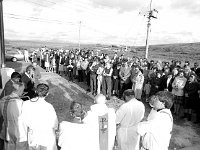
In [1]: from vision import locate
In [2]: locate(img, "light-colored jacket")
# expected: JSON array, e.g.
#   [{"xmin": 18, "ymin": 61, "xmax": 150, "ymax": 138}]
[
  {"xmin": 172, "ymin": 76, "xmax": 187, "ymax": 96},
  {"xmin": 0, "ymin": 93, "xmax": 27, "ymax": 143}
]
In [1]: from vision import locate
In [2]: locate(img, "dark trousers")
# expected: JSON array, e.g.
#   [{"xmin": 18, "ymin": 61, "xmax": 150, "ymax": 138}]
[
  {"xmin": 82, "ymin": 70, "xmax": 87, "ymax": 82},
  {"xmin": 90, "ymin": 74, "xmax": 97, "ymax": 94},
  {"xmin": 112, "ymin": 78, "xmax": 119, "ymax": 91},
  {"xmin": 78, "ymin": 70, "xmax": 83, "ymax": 82},
  {"xmin": 68, "ymin": 70, "xmax": 74, "ymax": 81},
  {"xmin": 41, "ymin": 59, "xmax": 45, "ymax": 68},
  {"xmin": 119, "ymin": 82, "xmax": 130, "ymax": 98},
  {"xmin": 102, "ymin": 76, "xmax": 112, "ymax": 98},
  {"xmin": 56, "ymin": 63, "xmax": 59, "ymax": 73},
  {"xmin": 87, "ymin": 71, "xmax": 90, "ymax": 87}
]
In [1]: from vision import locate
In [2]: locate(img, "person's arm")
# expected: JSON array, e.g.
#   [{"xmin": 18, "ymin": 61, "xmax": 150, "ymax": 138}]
[
  {"xmin": 178, "ymin": 78, "xmax": 187, "ymax": 89},
  {"xmin": 119, "ymin": 68, "xmax": 123, "ymax": 79},
  {"xmin": 108, "ymin": 68, "xmax": 113, "ymax": 77},
  {"xmin": 123, "ymin": 69, "xmax": 131, "ymax": 80},
  {"xmin": 116, "ymin": 105, "xmax": 126, "ymax": 125},
  {"xmin": 34, "ymin": 68, "xmax": 41, "ymax": 79}
]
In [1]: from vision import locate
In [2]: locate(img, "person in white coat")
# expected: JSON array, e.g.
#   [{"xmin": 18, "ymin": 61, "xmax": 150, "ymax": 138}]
[
  {"xmin": 0, "ymin": 83, "xmax": 28, "ymax": 150},
  {"xmin": 21, "ymin": 83, "xmax": 58, "ymax": 150},
  {"xmin": 131, "ymin": 65, "xmax": 144, "ymax": 100},
  {"xmin": 83, "ymin": 94, "xmax": 116, "ymax": 150},
  {"xmin": 116, "ymin": 89, "xmax": 145, "ymax": 150},
  {"xmin": 137, "ymin": 91, "xmax": 174, "ymax": 150}
]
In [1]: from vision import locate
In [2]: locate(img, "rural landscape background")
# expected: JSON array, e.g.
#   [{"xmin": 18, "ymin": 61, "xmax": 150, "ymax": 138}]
[{"xmin": 7, "ymin": 39, "xmax": 200, "ymax": 64}]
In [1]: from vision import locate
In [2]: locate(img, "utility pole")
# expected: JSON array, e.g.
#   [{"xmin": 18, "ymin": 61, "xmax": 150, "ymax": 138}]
[
  {"xmin": 145, "ymin": 0, "xmax": 158, "ymax": 59},
  {"xmin": 0, "ymin": 0, "xmax": 5, "ymax": 89},
  {"xmin": 0, "ymin": 0, "xmax": 5, "ymax": 68},
  {"xmin": 78, "ymin": 21, "xmax": 81, "ymax": 52}
]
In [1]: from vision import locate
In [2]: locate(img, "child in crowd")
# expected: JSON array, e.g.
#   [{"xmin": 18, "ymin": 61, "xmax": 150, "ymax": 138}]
[{"xmin": 67, "ymin": 59, "xmax": 74, "ymax": 82}]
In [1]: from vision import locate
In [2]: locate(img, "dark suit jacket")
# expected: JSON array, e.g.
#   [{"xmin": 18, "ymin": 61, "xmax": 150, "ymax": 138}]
[
  {"xmin": 161, "ymin": 76, "xmax": 173, "ymax": 92},
  {"xmin": 21, "ymin": 72, "xmax": 35, "ymax": 99}
]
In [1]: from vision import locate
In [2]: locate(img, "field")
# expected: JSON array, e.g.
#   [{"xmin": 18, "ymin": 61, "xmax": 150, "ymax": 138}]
[
  {"xmin": 4, "ymin": 40, "xmax": 200, "ymax": 150},
  {"xmin": 6, "ymin": 40, "xmax": 200, "ymax": 64}
]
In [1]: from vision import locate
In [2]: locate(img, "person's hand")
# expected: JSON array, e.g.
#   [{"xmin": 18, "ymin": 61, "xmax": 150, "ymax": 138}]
[{"xmin": 185, "ymin": 93, "xmax": 189, "ymax": 97}]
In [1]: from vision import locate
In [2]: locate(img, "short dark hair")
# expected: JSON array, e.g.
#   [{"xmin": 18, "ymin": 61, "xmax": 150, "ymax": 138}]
[
  {"xmin": 26, "ymin": 65, "xmax": 35, "ymax": 72},
  {"xmin": 155, "ymin": 91, "xmax": 174, "ymax": 109},
  {"xmin": 36, "ymin": 83, "xmax": 49, "ymax": 97},
  {"xmin": 123, "ymin": 89, "xmax": 135, "ymax": 101},
  {"xmin": 11, "ymin": 72, "xmax": 21, "ymax": 79},
  {"xmin": 70, "ymin": 101, "xmax": 85, "ymax": 119}
]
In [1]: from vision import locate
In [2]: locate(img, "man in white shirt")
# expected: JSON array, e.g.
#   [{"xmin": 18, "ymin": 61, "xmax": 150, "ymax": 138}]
[
  {"xmin": 116, "ymin": 89, "xmax": 145, "ymax": 150},
  {"xmin": 21, "ymin": 83, "xmax": 58, "ymax": 150}
]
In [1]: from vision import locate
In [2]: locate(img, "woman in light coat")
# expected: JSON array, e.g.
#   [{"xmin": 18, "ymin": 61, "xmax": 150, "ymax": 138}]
[{"xmin": 131, "ymin": 65, "xmax": 144, "ymax": 100}]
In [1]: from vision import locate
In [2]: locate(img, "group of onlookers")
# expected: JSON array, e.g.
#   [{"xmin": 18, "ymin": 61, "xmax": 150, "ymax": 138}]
[{"xmin": 36, "ymin": 47, "xmax": 200, "ymax": 123}]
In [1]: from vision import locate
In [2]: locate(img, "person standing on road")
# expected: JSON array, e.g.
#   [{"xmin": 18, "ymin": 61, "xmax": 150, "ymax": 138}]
[
  {"xmin": 24, "ymin": 49, "xmax": 29, "ymax": 62},
  {"xmin": 116, "ymin": 89, "xmax": 145, "ymax": 150}
]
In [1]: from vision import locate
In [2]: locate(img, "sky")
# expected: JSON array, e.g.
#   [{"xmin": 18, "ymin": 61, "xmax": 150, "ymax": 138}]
[{"xmin": 2, "ymin": 0, "xmax": 200, "ymax": 46}]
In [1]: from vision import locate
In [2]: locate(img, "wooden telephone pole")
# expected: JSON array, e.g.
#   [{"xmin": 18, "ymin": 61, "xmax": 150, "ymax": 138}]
[
  {"xmin": 0, "ymin": 0, "xmax": 5, "ymax": 88},
  {"xmin": 145, "ymin": 0, "xmax": 158, "ymax": 59},
  {"xmin": 0, "ymin": 0, "xmax": 5, "ymax": 68},
  {"xmin": 78, "ymin": 21, "xmax": 81, "ymax": 52}
]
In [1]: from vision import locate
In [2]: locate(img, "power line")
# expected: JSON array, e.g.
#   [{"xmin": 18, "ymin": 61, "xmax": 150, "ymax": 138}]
[{"xmin": 4, "ymin": 13, "xmax": 76, "ymax": 25}]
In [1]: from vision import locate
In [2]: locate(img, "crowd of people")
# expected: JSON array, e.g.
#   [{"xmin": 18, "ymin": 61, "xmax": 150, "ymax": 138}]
[
  {"xmin": 0, "ymin": 46, "xmax": 199, "ymax": 150},
  {"xmin": 36, "ymin": 47, "xmax": 200, "ymax": 122}
]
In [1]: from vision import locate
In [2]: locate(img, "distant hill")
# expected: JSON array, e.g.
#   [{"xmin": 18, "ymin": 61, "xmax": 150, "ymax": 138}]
[
  {"xmin": 5, "ymin": 39, "xmax": 200, "ymax": 63},
  {"xmin": 134, "ymin": 42, "xmax": 200, "ymax": 63}
]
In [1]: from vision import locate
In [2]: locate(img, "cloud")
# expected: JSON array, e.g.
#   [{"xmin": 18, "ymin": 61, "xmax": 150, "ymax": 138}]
[
  {"xmin": 90, "ymin": 0, "xmax": 143, "ymax": 13},
  {"xmin": 170, "ymin": 0, "xmax": 200, "ymax": 14}
]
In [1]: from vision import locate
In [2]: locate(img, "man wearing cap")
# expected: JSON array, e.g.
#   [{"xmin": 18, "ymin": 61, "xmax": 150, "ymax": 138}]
[
  {"xmin": 21, "ymin": 83, "xmax": 58, "ymax": 150},
  {"xmin": 116, "ymin": 89, "xmax": 145, "ymax": 150},
  {"xmin": 83, "ymin": 94, "xmax": 116, "ymax": 150}
]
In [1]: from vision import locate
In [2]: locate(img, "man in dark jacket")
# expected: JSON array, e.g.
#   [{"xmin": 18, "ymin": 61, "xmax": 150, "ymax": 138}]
[{"xmin": 21, "ymin": 65, "xmax": 35, "ymax": 99}]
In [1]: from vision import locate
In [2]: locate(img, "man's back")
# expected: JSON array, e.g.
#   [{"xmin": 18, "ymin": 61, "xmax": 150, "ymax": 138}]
[
  {"xmin": 116, "ymin": 99, "xmax": 145, "ymax": 127},
  {"xmin": 0, "ymin": 95, "xmax": 27, "ymax": 143}
]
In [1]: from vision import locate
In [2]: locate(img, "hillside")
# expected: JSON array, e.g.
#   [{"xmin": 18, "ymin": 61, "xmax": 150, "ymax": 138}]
[
  {"xmin": 135, "ymin": 43, "xmax": 200, "ymax": 63},
  {"xmin": 5, "ymin": 40, "xmax": 200, "ymax": 63}
]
